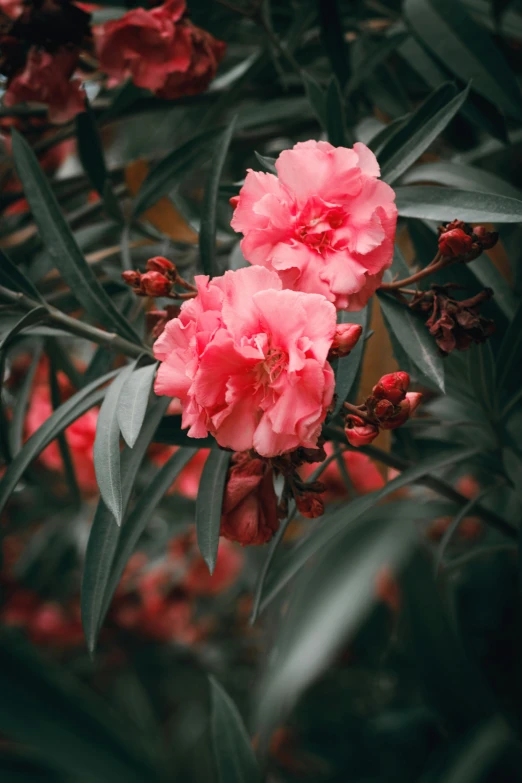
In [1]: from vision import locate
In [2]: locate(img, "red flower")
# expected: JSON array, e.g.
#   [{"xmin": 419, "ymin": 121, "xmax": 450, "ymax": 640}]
[
  {"xmin": 220, "ymin": 453, "xmax": 279, "ymax": 546},
  {"xmin": 3, "ymin": 47, "xmax": 84, "ymax": 124},
  {"xmin": 95, "ymin": 0, "xmax": 225, "ymax": 98},
  {"xmin": 438, "ymin": 228, "xmax": 473, "ymax": 258}
]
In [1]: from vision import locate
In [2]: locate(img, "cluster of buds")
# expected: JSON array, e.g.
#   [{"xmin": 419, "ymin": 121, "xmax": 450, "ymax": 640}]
[
  {"xmin": 438, "ymin": 220, "xmax": 498, "ymax": 262},
  {"xmin": 410, "ymin": 284, "xmax": 495, "ymax": 355},
  {"xmin": 272, "ymin": 445, "xmax": 330, "ymax": 520},
  {"xmin": 122, "ymin": 256, "xmax": 195, "ymax": 299},
  {"xmin": 344, "ymin": 372, "xmax": 422, "ymax": 447},
  {"xmin": 328, "ymin": 323, "xmax": 363, "ymax": 359}
]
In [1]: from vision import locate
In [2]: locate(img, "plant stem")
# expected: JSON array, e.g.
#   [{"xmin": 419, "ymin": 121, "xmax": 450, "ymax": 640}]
[
  {"xmin": 0, "ymin": 285, "xmax": 154, "ymax": 361},
  {"xmin": 379, "ymin": 253, "xmax": 449, "ymax": 291}
]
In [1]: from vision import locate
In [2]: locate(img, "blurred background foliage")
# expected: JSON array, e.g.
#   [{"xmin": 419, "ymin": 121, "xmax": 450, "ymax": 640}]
[{"xmin": 1, "ymin": 0, "xmax": 522, "ymax": 781}]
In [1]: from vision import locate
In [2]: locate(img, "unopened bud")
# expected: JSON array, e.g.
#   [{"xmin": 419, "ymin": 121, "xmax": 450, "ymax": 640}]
[
  {"xmin": 405, "ymin": 391, "xmax": 422, "ymax": 416},
  {"xmin": 372, "ymin": 372, "xmax": 410, "ymax": 405},
  {"xmin": 296, "ymin": 493, "xmax": 324, "ymax": 519},
  {"xmin": 140, "ymin": 271, "xmax": 172, "ymax": 297},
  {"xmin": 121, "ymin": 270, "xmax": 141, "ymax": 289},
  {"xmin": 374, "ymin": 399, "xmax": 395, "ymax": 421},
  {"xmin": 379, "ymin": 398, "xmax": 410, "ymax": 430},
  {"xmin": 146, "ymin": 256, "xmax": 176, "ymax": 275},
  {"xmin": 345, "ymin": 415, "xmax": 380, "ymax": 447},
  {"xmin": 438, "ymin": 228, "xmax": 473, "ymax": 258},
  {"xmin": 329, "ymin": 323, "xmax": 362, "ymax": 358},
  {"xmin": 229, "ymin": 195, "xmax": 240, "ymax": 208},
  {"xmin": 472, "ymin": 226, "xmax": 499, "ymax": 251}
]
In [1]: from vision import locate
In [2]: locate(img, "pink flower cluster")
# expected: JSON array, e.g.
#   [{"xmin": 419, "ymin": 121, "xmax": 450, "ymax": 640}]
[{"xmin": 231, "ymin": 140, "xmax": 398, "ymax": 311}]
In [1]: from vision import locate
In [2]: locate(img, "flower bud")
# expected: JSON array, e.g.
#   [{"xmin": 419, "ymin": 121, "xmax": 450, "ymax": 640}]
[
  {"xmin": 472, "ymin": 226, "xmax": 499, "ymax": 251},
  {"xmin": 379, "ymin": 399, "xmax": 410, "ymax": 430},
  {"xmin": 374, "ymin": 398, "xmax": 395, "ymax": 421},
  {"xmin": 345, "ymin": 415, "xmax": 379, "ymax": 447},
  {"xmin": 372, "ymin": 371, "xmax": 410, "ymax": 405},
  {"xmin": 229, "ymin": 195, "xmax": 240, "ymax": 208},
  {"xmin": 140, "ymin": 271, "xmax": 172, "ymax": 297},
  {"xmin": 438, "ymin": 228, "xmax": 473, "ymax": 258},
  {"xmin": 329, "ymin": 323, "xmax": 363, "ymax": 358},
  {"xmin": 121, "ymin": 270, "xmax": 141, "ymax": 289},
  {"xmin": 146, "ymin": 256, "xmax": 176, "ymax": 275},
  {"xmin": 440, "ymin": 219, "xmax": 470, "ymax": 234},
  {"xmin": 405, "ymin": 391, "xmax": 422, "ymax": 416},
  {"xmin": 296, "ymin": 493, "xmax": 324, "ymax": 519}
]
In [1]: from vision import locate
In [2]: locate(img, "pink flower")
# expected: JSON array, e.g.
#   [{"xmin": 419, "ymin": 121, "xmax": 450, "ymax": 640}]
[
  {"xmin": 230, "ymin": 140, "xmax": 398, "ymax": 311},
  {"xmin": 153, "ymin": 266, "xmax": 336, "ymax": 457},
  {"xmin": 3, "ymin": 47, "xmax": 84, "ymax": 124},
  {"xmin": 94, "ymin": 0, "xmax": 225, "ymax": 98},
  {"xmin": 0, "ymin": 0, "xmax": 22, "ymax": 19}
]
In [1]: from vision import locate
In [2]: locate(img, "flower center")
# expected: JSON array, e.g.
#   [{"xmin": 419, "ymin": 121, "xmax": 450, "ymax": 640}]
[
  {"xmin": 254, "ymin": 346, "xmax": 287, "ymax": 386},
  {"xmin": 297, "ymin": 200, "xmax": 345, "ymax": 254}
]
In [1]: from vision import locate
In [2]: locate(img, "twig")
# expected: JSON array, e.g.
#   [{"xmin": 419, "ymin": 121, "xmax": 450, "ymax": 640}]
[{"xmin": 379, "ymin": 253, "xmax": 449, "ymax": 291}]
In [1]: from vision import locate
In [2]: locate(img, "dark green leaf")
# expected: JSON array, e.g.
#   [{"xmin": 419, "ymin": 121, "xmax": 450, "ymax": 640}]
[
  {"xmin": 200, "ymin": 116, "xmax": 237, "ymax": 278},
  {"xmin": 256, "ymin": 508, "xmax": 415, "ymax": 739},
  {"xmin": 467, "ymin": 342, "xmax": 497, "ymax": 416},
  {"xmin": 347, "ymin": 32, "xmax": 409, "ymax": 94},
  {"xmin": 153, "ymin": 415, "xmax": 217, "ymax": 448},
  {"xmin": 400, "ymin": 161, "xmax": 522, "ymax": 199},
  {"xmin": 503, "ymin": 448, "xmax": 522, "ymax": 505},
  {"xmin": 259, "ymin": 447, "xmax": 478, "ymax": 614},
  {"xmin": 317, "ymin": 0, "xmax": 349, "ymax": 86},
  {"xmin": 333, "ymin": 306, "xmax": 369, "ymax": 415},
  {"xmin": 435, "ymin": 487, "xmax": 492, "ymax": 572},
  {"xmin": 93, "ymin": 364, "xmax": 135, "ymax": 525},
  {"xmin": 210, "ymin": 677, "xmax": 260, "ymax": 783},
  {"xmin": 302, "ymin": 72, "xmax": 327, "ymax": 129},
  {"xmin": 8, "ymin": 340, "xmax": 42, "ymax": 455},
  {"xmin": 496, "ymin": 299, "xmax": 522, "ymax": 391},
  {"xmin": 99, "ymin": 447, "xmax": 198, "ymax": 624},
  {"xmin": 404, "ymin": 0, "xmax": 522, "ymax": 120},
  {"xmin": 254, "ymin": 151, "xmax": 277, "ymax": 174},
  {"xmin": 432, "ymin": 717, "xmax": 514, "ymax": 783},
  {"xmin": 133, "ymin": 128, "xmax": 218, "ymax": 217},
  {"xmin": 196, "ymin": 449, "xmax": 232, "ymax": 574},
  {"xmin": 117, "ymin": 362, "xmax": 158, "ymax": 449},
  {"xmin": 381, "ymin": 84, "xmax": 470, "ymax": 185},
  {"xmin": 82, "ymin": 396, "xmax": 170, "ymax": 653},
  {"xmin": 395, "ymin": 186, "xmax": 522, "ymax": 222},
  {"xmin": 326, "ymin": 77, "xmax": 347, "ymax": 147},
  {"xmin": 378, "ymin": 290, "xmax": 445, "ymax": 392},
  {"xmin": 11, "ymin": 130, "xmax": 139, "ymax": 344},
  {"xmin": 76, "ymin": 104, "xmax": 108, "ymax": 199},
  {"xmin": 0, "ymin": 248, "xmax": 44, "ymax": 301},
  {"xmin": 0, "ymin": 634, "xmax": 164, "ymax": 783}
]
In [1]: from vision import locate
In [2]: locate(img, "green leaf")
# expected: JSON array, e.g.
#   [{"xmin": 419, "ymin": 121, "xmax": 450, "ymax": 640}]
[
  {"xmin": 153, "ymin": 415, "xmax": 217, "ymax": 448},
  {"xmin": 0, "ymin": 247, "xmax": 44, "ymax": 301},
  {"xmin": 503, "ymin": 448, "xmax": 522, "ymax": 505},
  {"xmin": 0, "ymin": 634, "xmax": 164, "ymax": 783},
  {"xmin": 433, "ymin": 717, "xmax": 513, "ymax": 783},
  {"xmin": 93, "ymin": 364, "xmax": 135, "ymax": 525},
  {"xmin": 317, "ymin": 0, "xmax": 349, "ymax": 86},
  {"xmin": 0, "ymin": 369, "xmax": 118, "ymax": 538},
  {"xmin": 435, "ymin": 488, "xmax": 492, "ymax": 572},
  {"xmin": 210, "ymin": 677, "xmax": 260, "ymax": 783},
  {"xmin": 99, "ymin": 447, "xmax": 198, "ymax": 625},
  {"xmin": 11, "ymin": 130, "xmax": 139, "ymax": 344},
  {"xmin": 254, "ymin": 151, "xmax": 277, "ymax": 174},
  {"xmin": 196, "ymin": 449, "xmax": 232, "ymax": 574},
  {"xmin": 400, "ymin": 161, "xmax": 522, "ymax": 199},
  {"xmin": 8, "ymin": 340, "xmax": 43, "ymax": 455},
  {"xmin": 256, "ymin": 508, "xmax": 415, "ymax": 739},
  {"xmin": 199, "ymin": 116, "xmax": 237, "ymax": 278},
  {"xmin": 381, "ymin": 84, "xmax": 470, "ymax": 185},
  {"xmin": 82, "ymin": 396, "xmax": 170, "ymax": 653},
  {"xmin": 326, "ymin": 77, "xmax": 347, "ymax": 147},
  {"xmin": 404, "ymin": 0, "xmax": 522, "ymax": 120},
  {"xmin": 333, "ymin": 306, "xmax": 369, "ymax": 416},
  {"xmin": 76, "ymin": 104, "xmax": 108, "ymax": 199},
  {"xmin": 496, "ymin": 299, "xmax": 522, "ymax": 391},
  {"xmin": 467, "ymin": 342, "xmax": 497, "ymax": 416},
  {"xmin": 302, "ymin": 72, "xmax": 327, "ymax": 129},
  {"xmin": 259, "ymin": 448, "xmax": 478, "ymax": 614},
  {"xmin": 133, "ymin": 128, "xmax": 218, "ymax": 217},
  {"xmin": 395, "ymin": 186, "xmax": 522, "ymax": 222},
  {"xmin": 117, "ymin": 362, "xmax": 158, "ymax": 449},
  {"xmin": 347, "ymin": 31, "xmax": 409, "ymax": 94},
  {"xmin": 378, "ymin": 290, "xmax": 445, "ymax": 392}
]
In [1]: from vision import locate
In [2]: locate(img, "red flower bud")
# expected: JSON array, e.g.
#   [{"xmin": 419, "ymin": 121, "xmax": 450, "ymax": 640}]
[
  {"xmin": 229, "ymin": 195, "xmax": 240, "ymax": 208},
  {"xmin": 121, "ymin": 270, "xmax": 141, "ymax": 288},
  {"xmin": 374, "ymin": 399, "xmax": 395, "ymax": 421},
  {"xmin": 471, "ymin": 226, "xmax": 499, "ymax": 251},
  {"xmin": 329, "ymin": 323, "xmax": 363, "ymax": 358},
  {"xmin": 438, "ymin": 228, "xmax": 473, "ymax": 258},
  {"xmin": 372, "ymin": 372, "xmax": 410, "ymax": 405},
  {"xmin": 140, "ymin": 271, "xmax": 172, "ymax": 297},
  {"xmin": 379, "ymin": 392, "xmax": 422, "ymax": 431},
  {"xmin": 345, "ymin": 415, "xmax": 380, "ymax": 447},
  {"xmin": 296, "ymin": 493, "xmax": 325, "ymax": 519},
  {"xmin": 220, "ymin": 454, "xmax": 279, "ymax": 546},
  {"xmin": 440, "ymin": 220, "xmax": 470, "ymax": 234},
  {"xmin": 146, "ymin": 256, "xmax": 176, "ymax": 275},
  {"xmin": 405, "ymin": 391, "xmax": 422, "ymax": 416}
]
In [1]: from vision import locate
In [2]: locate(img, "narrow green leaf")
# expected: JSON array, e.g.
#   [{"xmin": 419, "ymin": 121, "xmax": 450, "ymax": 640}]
[
  {"xmin": 256, "ymin": 508, "xmax": 415, "ymax": 739},
  {"xmin": 434, "ymin": 717, "xmax": 513, "ymax": 783},
  {"xmin": 82, "ymin": 396, "xmax": 170, "ymax": 653},
  {"xmin": 0, "ymin": 370, "xmax": 118, "ymax": 519},
  {"xmin": 378, "ymin": 290, "xmax": 445, "ymax": 391},
  {"xmin": 395, "ymin": 186, "xmax": 522, "ymax": 222},
  {"xmin": 99, "ymin": 447, "xmax": 198, "ymax": 624},
  {"xmin": 133, "ymin": 128, "xmax": 218, "ymax": 217},
  {"xmin": 8, "ymin": 340, "xmax": 43, "ymax": 455},
  {"xmin": 117, "ymin": 362, "xmax": 158, "ymax": 448},
  {"xmin": 317, "ymin": 0, "xmax": 349, "ymax": 86},
  {"xmin": 347, "ymin": 32, "xmax": 409, "ymax": 94},
  {"xmin": 0, "ymin": 635, "xmax": 164, "ymax": 783},
  {"xmin": 11, "ymin": 130, "xmax": 139, "ymax": 343},
  {"xmin": 435, "ymin": 487, "xmax": 492, "ymax": 572},
  {"xmin": 467, "ymin": 342, "xmax": 497, "ymax": 416},
  {"xmin": 254, "ymin": 151, "xmax": 277, "ymax": 175},
  {"xmin": 400, "ymin": 161, "xmax": 522, "ymax": 199},
  {"xmin": 333, "ymin": 307, "xmax": 369, "ymax": 415},
  {"xmin": 259, "ymin": 447, "xmax": 478, "ymax": 614},
  {"xmin": 0, "ymin": 247, "xmax": 44, "ymax": 301},
  {"xmin": 93, "ymin": 364, "xmax": 135, "ymax": 525},
  {"xmin": 503, "ymin": 448, "xmax": 522, "ymax": 505},
  {"xmin": 210, "ymin": 677, "xmax": 260, "ymax": 783},
  {"xmin": 326, "ymin": 77, "xmax": 346, "ymax": 147},
  {"xmin": 302, "ymin": 72, "xmax": 327, "ymax": 129},
  {"xmin": 381, "ymin": 84, "xmax": 470, "ymax": 185},
  {"xmin": 200, "ymin": 116, "xmax": 237, "ymax": 278},
  {"xmin": 496, "ymin": 299, "xmax": 522, "ymax": 391},
  {"xmin": 196, "ymin": 449, "xmax": 232, "ymax": 574},
  {"xmin": 404, "ymin": 0, "xmax": 522, "ymax": 120},
  {"xmin": 76, "ymin": 104, "xmax": 107, "ymax": 198}
]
